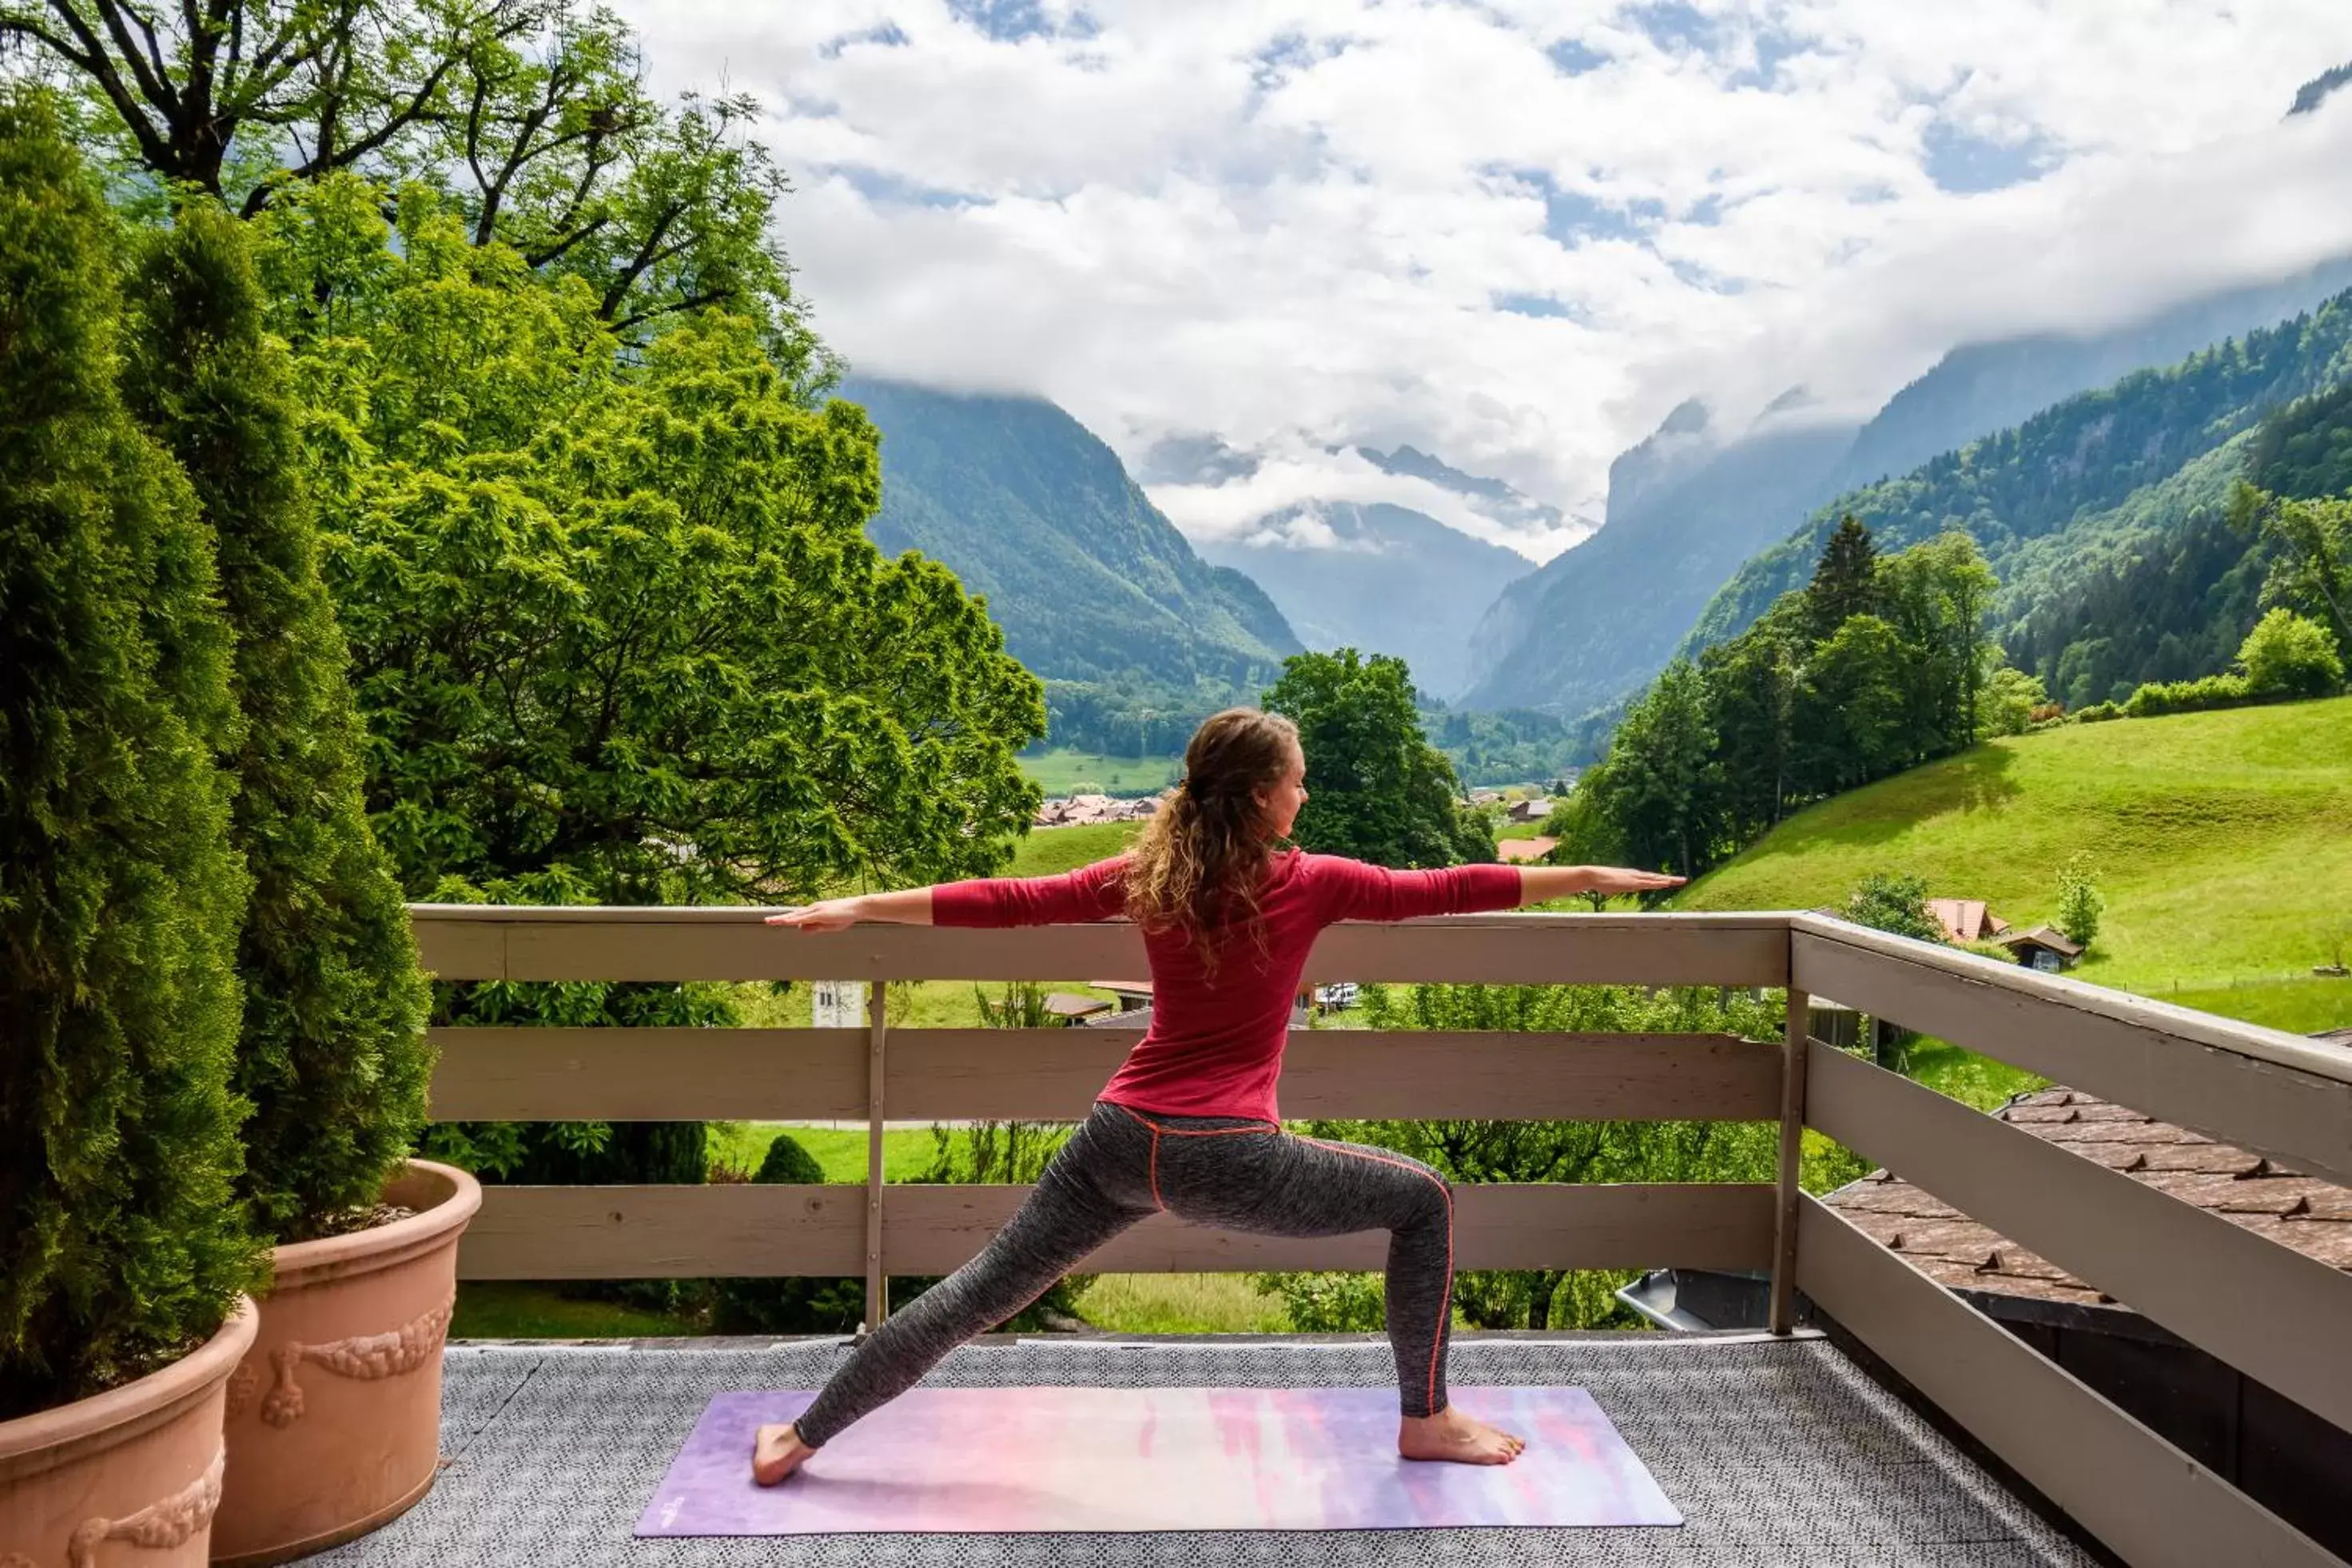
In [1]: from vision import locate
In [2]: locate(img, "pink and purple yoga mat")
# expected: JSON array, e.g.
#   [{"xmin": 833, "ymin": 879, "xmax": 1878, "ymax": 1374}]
[{"xmin": 635, "ymin": 1386, "xmax": 1681, "ymax": 1535}]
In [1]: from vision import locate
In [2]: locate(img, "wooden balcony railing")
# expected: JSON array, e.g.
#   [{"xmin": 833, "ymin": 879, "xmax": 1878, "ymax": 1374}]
[{"xmin": 408, "ymin": 905, "xmax": 2352, "ymax": 1568}]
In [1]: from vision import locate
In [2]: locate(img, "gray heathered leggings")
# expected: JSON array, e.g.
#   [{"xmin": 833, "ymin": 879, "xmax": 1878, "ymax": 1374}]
[{"xmin": 792, "ymin": 1101, "xmax": 1456, "ymax": 1446}]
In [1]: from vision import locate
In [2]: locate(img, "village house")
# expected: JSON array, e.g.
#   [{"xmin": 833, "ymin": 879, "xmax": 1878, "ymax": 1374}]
[
  {"xmin": 2000, "ymin": 925, "xmax": 2085, "ymax": 973},
  {"xmin": 1928, "ymin": 897, "xmax": 2011, "ymax": 945},
  {"xmin": 1496, "ymin": 836, "xmax": 1557, "ymax": 864}
]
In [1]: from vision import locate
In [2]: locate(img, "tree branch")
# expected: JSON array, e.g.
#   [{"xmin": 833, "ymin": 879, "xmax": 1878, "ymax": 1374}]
[
  {"xmin": 30, "ymin": 1, "xmax": 175, "ymax": 172},
  {"xmin": 611, "ymin": 287, "xmax": 733, "ymax": 334},
  {"xmin": 85, "ymin": 0, "xmax": 177, "ymax": 125}
]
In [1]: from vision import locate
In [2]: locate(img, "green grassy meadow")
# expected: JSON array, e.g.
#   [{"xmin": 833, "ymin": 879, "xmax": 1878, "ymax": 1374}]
[
  {"xmin": 1675, "ymin": 695, "xmax": 2352, "ymax": 1034},
  {"xmin": 1018, "ymin": 749, "xmax": 1182, "ymax": 798}
]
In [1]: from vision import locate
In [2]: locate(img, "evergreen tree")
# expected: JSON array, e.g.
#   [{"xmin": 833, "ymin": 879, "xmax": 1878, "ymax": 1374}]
[
  {"xmin": 0, "ymin": 91, "xmax": 265, "ymax": 1415},
  {"xmin": 1805, "ymin": 514, "xmax": 1880, "ymax": 641},
  {"xmin": 121, "ymin": 200, "xmax": 433, "ymax": 1243}
]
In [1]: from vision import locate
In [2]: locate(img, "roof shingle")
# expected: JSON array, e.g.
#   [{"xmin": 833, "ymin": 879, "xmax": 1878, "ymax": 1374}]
[{"xmin": 1825, "ymin": 1085, "xmax": 2352, "ymax": 1307}]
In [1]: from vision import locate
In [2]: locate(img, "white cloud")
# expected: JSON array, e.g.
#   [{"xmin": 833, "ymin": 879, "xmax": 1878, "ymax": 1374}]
[{"xmin": 617, "ymin": 0, "xmax": 2352, "ymax": 559}]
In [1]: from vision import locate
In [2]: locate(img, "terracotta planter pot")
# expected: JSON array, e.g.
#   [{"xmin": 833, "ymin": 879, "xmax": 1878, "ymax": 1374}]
[
  {"xmin": 208, "ymin": 1160, "xmax": 483, "ymax": 1567},
  {"xmin": 0, "ymin": 1295, "xmax": 260, "ymax": 1568}
]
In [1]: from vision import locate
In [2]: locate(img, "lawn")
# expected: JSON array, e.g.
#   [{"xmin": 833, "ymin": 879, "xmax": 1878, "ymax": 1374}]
[
  {"xmin": 1676, "ymin": 695, "xmax": 2352, "ymax": 1034},
  {"xmin": 1018, "ymin": 748, "xmax": 1182, "ymax": 798},
  {"xmin": 1004, "ymin": 818, "xmax": 1144, "ymax": 876},
  {"xmin": 1075, "ymin": 1273, "xmax": 1289, "ymax": 1334},
  {"xmin": 452, "ymin": 1282, "xmax": 702, "ymax": 1339}
]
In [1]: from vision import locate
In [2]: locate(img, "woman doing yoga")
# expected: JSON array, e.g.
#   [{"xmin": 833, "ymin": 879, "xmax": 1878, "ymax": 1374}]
[{"xmin": 752, "ymin": 707, "xmax": 1681, "ymax": 1485}]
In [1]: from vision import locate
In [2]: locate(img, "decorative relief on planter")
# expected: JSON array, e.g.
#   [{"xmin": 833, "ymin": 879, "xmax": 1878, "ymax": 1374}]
[
  {"xmin": 258, "ymin": 1295, "xmax": 455, "ymax": 1429},
  {"xmin": 62, "ymin": 1442, "xmax": 225, "ymax": 1567},
  {"xmin": 224, "ymin": 1360, "xmax": 260, "ymax": 1419}
]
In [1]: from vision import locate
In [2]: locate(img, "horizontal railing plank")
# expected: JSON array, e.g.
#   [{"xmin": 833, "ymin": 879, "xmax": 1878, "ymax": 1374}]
[
  {"xmin": 408, "ymin": 906, "xmax": 1791, "ymax": 986},
  {"xmin": 1805, "ymin": 1041, "xmax": 2352, "ymax": 1437},
  {"xmin": 1791, "ymin": 917, "xmax": 2352, "ymax": 1188},
  {"xmin": 1797, "ymin": 1196, "xmax": 2336, "ymax": 1568},
  {"xmin": 455, "ymin": 1181, "xmax": 1775, "ymax": 1279},
  {"xmin": 425, "ymin": 1027, "xmax": 1785, "ymax": 1123},
  {"xmin": 457, "ymin": 1183, "xmax": 870, "ymax": 1279},
  {"xmin": 425, "ymin": 1028, "xmax": 870, "ymax": 1122}
]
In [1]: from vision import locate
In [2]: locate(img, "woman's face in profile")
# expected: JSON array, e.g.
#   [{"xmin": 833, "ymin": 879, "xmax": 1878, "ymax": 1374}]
[{"xmin": 1255, "ymin": 745, "xmax": 1308, "ymax": 841}]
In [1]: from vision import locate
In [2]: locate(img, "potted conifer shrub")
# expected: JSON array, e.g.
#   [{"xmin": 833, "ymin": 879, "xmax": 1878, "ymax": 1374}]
[
  {"xmin": 0, "ymin": 91, "xmax": 265, "ymax": 1567},
  {"xmin": 118, "ymin": 201, "xmax": 476, "ymax": 1565}
]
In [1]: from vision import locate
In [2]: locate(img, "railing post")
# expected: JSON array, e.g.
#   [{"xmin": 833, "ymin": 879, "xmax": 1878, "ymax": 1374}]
[
  {"xmin": 1769, "ymin": 983, "xmax": 1810, "ymax": 1335},
  {"xmin": 864, "ymin": 981, "xmax": 889, "ymax": 1330}
]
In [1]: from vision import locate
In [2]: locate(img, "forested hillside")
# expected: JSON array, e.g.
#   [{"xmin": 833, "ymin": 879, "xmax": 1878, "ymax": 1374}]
[
  {"xmin": 1683, "ymin": 289, "xmax": 2352, "ymax": 706},
  {"xmin": 845, "ymin": 377, "xmax": 1301, "ymax": 687},
  {"xmin": 1196, "ymin": 501, "xmax": 1530, "ymax": 698},
  {"xmin": 1465, "ymin": 260, "xmax": 2352, "ymax": 718}
]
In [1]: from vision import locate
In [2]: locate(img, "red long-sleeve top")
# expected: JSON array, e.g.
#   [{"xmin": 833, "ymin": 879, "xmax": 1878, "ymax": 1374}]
[{"xmin": 931, "ymin": 851, "xmax": 1525, "ymax": 1122}]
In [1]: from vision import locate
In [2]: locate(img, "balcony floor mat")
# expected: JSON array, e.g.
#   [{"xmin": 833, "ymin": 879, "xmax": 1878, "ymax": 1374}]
[{"xmin": 304, "ymin": 1335, "xmax": 2099, "ymax": 1567}]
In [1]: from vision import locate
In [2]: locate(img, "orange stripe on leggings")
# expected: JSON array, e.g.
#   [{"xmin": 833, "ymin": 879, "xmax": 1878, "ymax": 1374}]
[
  {"xmin": 1302, "ymin": 1137, "xmax": 1453, "ymax": 1418},
  {"xmin": 1108, "ymin": 1104, "xmax": 1274, "ymax": 1210}
]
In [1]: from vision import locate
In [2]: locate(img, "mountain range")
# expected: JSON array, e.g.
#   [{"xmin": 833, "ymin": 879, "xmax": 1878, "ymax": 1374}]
[
  {"xmin": 1194, "ymin": 500, "xmax": 1531, "ymax": 697},
  {"xmin": 842, "ymin": 377, "xmax": 1300, "ymax": 689},
  {"xmin": 1680, "ymin": 285, "xmax": 2352, "ymax": 708},
  {"xmin": 1461, "ymin": 254, "xmax": 2352, "ymax": 716}
]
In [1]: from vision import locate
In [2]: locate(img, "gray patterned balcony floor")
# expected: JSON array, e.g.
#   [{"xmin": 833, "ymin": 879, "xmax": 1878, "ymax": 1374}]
[{"xmin": 303, "ymin": 1333, "xmax": 2101, "ymax": 1567}]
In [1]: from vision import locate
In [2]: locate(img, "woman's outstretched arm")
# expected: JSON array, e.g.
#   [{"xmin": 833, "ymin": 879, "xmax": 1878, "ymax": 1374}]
[
  {"xmin": 765, "ymin": 888, "xmax": 933, "ymax": 932},
  {"xmin": 1514, "ymin": 865, "xmax": 1685, "ymax": 902},
  {"xmin": 765, "ymin": 858, "xmax": 1131, "ymax": 933}
]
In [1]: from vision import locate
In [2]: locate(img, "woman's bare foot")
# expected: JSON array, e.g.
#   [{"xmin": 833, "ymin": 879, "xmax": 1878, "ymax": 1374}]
[
  {"xmin": 752, "ymin": 1423, "xmax": 817, "ymax": 1486},
  {"xmin": 1399, "ymin": 1407, "xmax": 1526, "ymax": 1465}
]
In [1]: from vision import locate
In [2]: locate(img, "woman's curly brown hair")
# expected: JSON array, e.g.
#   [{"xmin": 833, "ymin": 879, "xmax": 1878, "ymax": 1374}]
[{"xmin": 1122, "ymin": 707, "xmax": 1299, "ymax": 965}]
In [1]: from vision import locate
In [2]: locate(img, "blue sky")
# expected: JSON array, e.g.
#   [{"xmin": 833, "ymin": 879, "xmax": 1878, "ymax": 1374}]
[{"xmin": 623, "ymin": 0, "xmax": 2352, "ymax": 557}]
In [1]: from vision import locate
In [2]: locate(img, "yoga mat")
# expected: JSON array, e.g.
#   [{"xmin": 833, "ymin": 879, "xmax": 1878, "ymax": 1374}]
[{"xmin": 635, "ymin": 1386, "xmax": 1681, "ymax": 1535}]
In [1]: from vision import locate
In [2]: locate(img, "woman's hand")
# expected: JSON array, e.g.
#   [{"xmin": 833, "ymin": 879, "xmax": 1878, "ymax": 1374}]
[
  {"xmin": 1582, "ymin": 867, "xmax": 1686, "ymax": 894},
  {"xmin": 1515, "ymin": 865, "xmax": 1687, "ymax": 904},
  {"xmin": 764, "ymin": 897, "xmax": 866, "ymax": 932}
]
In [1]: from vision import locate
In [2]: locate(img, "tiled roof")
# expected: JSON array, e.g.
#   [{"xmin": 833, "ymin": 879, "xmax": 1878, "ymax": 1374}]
[
  {"xmin": 1497, "ymin": 837, "xmax": 1558, "ymax": 862},
  {"xmin": 1826, "ymin": 1086, "xmax": 2352, "ymax": 1307},
  {"xmin": 1926, "ymin": 898, "xmax": 2009, "ymax": 943}
]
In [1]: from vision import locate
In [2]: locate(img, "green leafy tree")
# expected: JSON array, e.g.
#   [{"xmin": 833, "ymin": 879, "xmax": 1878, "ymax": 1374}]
[
  {"xmin": 1844, "ymin": 873, "xmax": 1944, "ymax": 945},
  {"xmin": 246, "ymin": 178, "xmax": 1042, "ymax": 1193},
  {"xmin": 0, "ymin": 91, "xmax": 266, "ymax": 1415},
  {"xmin": 3, "ymin": 0, "xmax": 826, "ymax": 363},
  {"xmin": 2234, "ymin": 483, "xmax": 2351, "ymax": 663},
  {"xmin": 1793, "ymin": 615, "xmax": 1911, "ymax": 794},
  {"xmin": 1876, "ymin": 531, "xmax": 1999, "ymax": 751},
  {"xmin": 2236, "ymin": 607, "xmax": 2345, "ymax": 698},
  {"xmin": 2055, "ymin": 854, "xmax": 2104, "ymax": 951},
  {"xmin": 1805, "ymin": 513, "xmax": 1880, "ymax": 640},
  {"xmin": 1580, "ymin": 659, "xmax": 1721, "ymax": 878},
  {"xmin": 255, "ymin": 181, "xmax": 1044, "ymax": 911},
  {"xmin": 1537, "ymin": 786, "xmax": 1623, "ymax": 909},
  {"xmin": 1975, "ymin": 664, "xmax": 2049, "ymax": 737},
  {"xmin": 1264, "ymin": 648, "xmax": 1478, "ymax": 868},
  {"xmin": 121, "ymin": 197, "xmax": 432, "ymax": 1243}
]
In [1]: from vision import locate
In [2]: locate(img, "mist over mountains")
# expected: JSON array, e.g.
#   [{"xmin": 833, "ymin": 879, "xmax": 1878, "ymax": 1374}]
[{"xmin": 1460, "ymin": 253, "xmax": 2352, "ymax": 718}]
